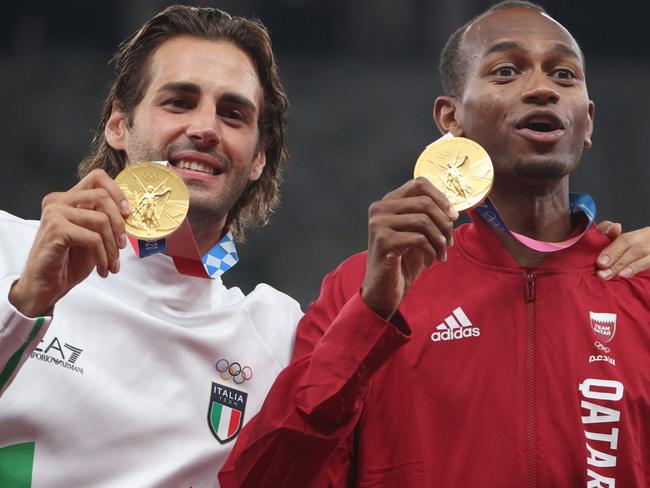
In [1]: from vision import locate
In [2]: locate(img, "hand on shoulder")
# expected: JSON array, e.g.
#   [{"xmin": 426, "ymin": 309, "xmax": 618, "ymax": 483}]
[{"xmin": 596, "ymin": 221, "xmax": 650, "ymax": 279}]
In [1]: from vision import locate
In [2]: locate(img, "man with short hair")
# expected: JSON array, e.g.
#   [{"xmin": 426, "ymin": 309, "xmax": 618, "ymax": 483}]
[
  {"xmin": 220, "ymin": 2, "xmax": 650, "ymax": 486},
  {"xmin": 0, "ymin": 5, "xmax": 301, "ymax": 486}
]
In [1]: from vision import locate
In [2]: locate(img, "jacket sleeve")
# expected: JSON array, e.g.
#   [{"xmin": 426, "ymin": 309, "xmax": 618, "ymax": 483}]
[
  {"xmin": 0, "ymin": 275, "xmax": 52, "ymax": 397},
  {"xmin": 219, "ymin": 255, "xmax": 411, "ymax": 487}
]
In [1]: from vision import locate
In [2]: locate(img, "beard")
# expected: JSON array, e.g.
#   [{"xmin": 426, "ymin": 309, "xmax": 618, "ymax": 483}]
[{"xmin": 513, "ymin": 159, "xmax": 571, "ymax": 179}]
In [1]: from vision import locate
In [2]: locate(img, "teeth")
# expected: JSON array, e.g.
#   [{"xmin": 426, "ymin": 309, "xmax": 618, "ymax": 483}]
[{"xmin": 175, "ymin": 160, "xmax": 215, "ymax": 175}]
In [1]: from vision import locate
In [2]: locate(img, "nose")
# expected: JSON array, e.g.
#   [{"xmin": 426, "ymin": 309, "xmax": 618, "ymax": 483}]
[
  {"xmin": 521, "ymin": 70, "xmax": 559, "ymax": 105},
  {"xmin": 186, "ymin": 105, "xmax": 220, "ymax": 147}
]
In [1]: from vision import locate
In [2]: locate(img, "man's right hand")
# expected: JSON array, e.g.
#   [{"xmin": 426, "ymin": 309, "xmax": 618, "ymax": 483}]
[
  {"xmin": 8, "ymin": 169, "xmax": 131, "ymax": 317},
  {"xmin": 361, "ymin": 177, "xmax": 458, "ymax": 320}
]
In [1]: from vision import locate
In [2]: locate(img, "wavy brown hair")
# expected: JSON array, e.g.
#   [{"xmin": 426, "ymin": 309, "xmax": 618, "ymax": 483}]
[{"xmin": 78, "ymin": 5, "xmax": 288, "ymax": 239}]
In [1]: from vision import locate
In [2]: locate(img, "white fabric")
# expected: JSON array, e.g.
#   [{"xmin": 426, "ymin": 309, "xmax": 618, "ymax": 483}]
[{"xmin": 0, "ymin": 210, "xmax": 302, "ymax": 487}]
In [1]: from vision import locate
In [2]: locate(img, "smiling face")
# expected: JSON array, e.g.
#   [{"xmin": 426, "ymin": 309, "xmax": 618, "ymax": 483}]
[
  {"xmin": 106, "ymin": 35, "xmax": 266, "ymax": 239},
  {"xmin": 437, "ymin": 7, "xmax": 594, "ymax": 185}
]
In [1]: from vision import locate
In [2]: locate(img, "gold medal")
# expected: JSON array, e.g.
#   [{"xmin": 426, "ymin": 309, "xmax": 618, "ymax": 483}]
[
  {"xmin": 115, "ymin": 162, "xmax": 189, "ymax": 240},
  {"xmin": 414, "ymin": 137, "xmax": 494, "ymax": 212}
]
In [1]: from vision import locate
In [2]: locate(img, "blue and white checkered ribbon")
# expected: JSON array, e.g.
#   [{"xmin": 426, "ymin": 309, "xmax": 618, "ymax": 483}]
[{"xmin": 202, "ymin": 231, "xmax": 239, "ymax": 278}]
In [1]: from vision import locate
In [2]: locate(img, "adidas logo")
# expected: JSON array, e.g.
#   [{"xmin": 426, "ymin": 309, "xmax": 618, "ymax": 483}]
[{"xmin": 430, "ymin": 306, "xmax": 480, "ymax": 342}]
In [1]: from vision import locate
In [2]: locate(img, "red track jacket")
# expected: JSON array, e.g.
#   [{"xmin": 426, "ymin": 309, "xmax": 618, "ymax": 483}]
[{"xmin": 220, "ymin": 216, "xmax": 650, "ymax": 487}]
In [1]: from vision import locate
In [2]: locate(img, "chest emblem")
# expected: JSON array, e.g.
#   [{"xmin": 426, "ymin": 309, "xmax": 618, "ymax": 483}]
[
  {"xmin": 431, "ymin": 306, "xmax": 480, "ymax": 342},
  {"xmin": 207, "ymin": 382, "xmax": 247, "ymax": 444},
  {"xmin": 589, "ymin": 312, "xmax": 617, "ymax": 344}
]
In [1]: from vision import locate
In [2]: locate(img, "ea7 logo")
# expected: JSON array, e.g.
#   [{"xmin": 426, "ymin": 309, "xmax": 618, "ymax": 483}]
[
  {"xmin": 35, "ymin": 337, "xmax": 83, "ymax": 363},
  {"xmin": 589, "ymin": 312, "xmax": 617, "ymax": 344},
  {"xmin": 31, "ymin": 336, "xmax": 84, "ymax": 375}
]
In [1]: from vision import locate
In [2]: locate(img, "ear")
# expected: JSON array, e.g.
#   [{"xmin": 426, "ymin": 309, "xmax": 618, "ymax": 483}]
[
  {"xmin": 583, "ymin": 100, "xmax": 595, "ymax": 148},
  {"xmin": 105, "ymin": 102, "xmax": 129, "ymax": 151},
  {"xmin": 434, "ymin": 96, "xmax": 464, "ymax": 136},
  {"xmin": 248, "ymin": 147, "xmax": 266, "ymax": 181}
]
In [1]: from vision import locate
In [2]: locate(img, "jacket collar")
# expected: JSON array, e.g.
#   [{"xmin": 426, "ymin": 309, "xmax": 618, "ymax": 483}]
[{"xmin": 455, "ymin": 210, "xmax": 609, "ymax": 273}]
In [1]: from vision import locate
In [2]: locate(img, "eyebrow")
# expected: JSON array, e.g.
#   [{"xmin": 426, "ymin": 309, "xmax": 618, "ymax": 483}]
[
  {"xmin": 549, "ymin": 42, "xmax": 581, "ymax": 62},
  {"xmin": 484, "ymin": 40, "xmax": 580, "ymax": 60},
  {"xmin": 220, "ymin": 93, "xmax": 257, "ymax": 112},
  {"xmin": 484, "ymin": 41, "xmax": 521, "ymax": 57},
  {"xmin": 156, "ymin": 82, "xmax": 258, "ymax": 111},
  {"xmin": 157, "ymin": 81, "xmax": 201, "ymax": 95}
]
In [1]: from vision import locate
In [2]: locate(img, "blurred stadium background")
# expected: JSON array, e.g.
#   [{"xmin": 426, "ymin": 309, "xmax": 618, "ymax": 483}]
[{"xmin": 1, "ymin": 0, "xmax": 648, "ymax": 307}]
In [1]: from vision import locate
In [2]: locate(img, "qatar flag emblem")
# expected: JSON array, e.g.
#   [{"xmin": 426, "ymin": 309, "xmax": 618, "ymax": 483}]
[{"xmin": 589, "ymin": 312, "xmax": 617, "ymax": 344}]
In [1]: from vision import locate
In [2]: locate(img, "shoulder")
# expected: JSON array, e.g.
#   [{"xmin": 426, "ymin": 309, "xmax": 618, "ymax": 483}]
[
  {"xmin": 0, "ymin": 211, "xmax": 39, "ymax": 235},
  {"xmin": 240, "ymin": 283, "xmax": 303, "ymax": 368},
  {"xmin": 320, "ymin": 251, "xmax": 368, "ymax": 295},
  {"xmin": 244, "ymin": 283, "xmax": 303, "ymax": 317},
  {"xmin": 0, "ymin": 211, "xmax": 39, "ymax": 271},
  {"xmin": 627, "ymin": 271, "xmax": 650, "ymax": 310}
]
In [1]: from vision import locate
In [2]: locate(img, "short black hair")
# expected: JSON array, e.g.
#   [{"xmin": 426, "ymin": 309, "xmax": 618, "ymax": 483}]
[{"xmin": 439, "ymin": 1, "xmax": 579, "ymax": 98}]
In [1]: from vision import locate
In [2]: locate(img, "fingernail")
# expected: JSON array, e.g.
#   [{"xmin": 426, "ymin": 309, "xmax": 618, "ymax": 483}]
[
  {"xmin": 598, "ymin": 269, "xmax": 613, "ymax": 279},
  {"xmin": 619, "ymin": 267, "xmax": 633, "ymax": 278},
  {"xmin": 604, "ymin": 224, "xmax": 613, "ymax": 235},
  {"xmin": 449, "ymin": 236, "xmax": 455, "ymax": 247},
  {"xmin": 112, "ymin": 259, "xmax": 120, "ymax": 274},
  {"xmin": 450, "ymin": 209, "xmax": 459, "ymax": 220},
  {"xmin": 119, "ymin": 233, "xmax": 127, "ymax": 249},
  {"xmin": 598, "ymin": 255, "xmax": 610, "ymax": 266},
  {"xmin": 441, "ymin": 252, "xmax": 447, "ymax": 262},
  {"xmin": 121, "ymin": 200, "xmax": 132, "ymax": 215}
]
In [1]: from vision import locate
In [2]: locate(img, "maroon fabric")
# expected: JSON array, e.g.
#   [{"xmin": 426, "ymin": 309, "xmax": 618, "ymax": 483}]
[{"xmin": 220, "ymin": 218, "xmax": 650, "ymax": 487}]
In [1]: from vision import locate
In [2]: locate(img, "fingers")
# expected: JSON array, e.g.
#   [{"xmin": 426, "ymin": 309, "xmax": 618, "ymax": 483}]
[
  {"xmin": 43, "ymin": 169, "xmax": 131, "ymax": 252},
  {"xmin": 597, "ymin": 227, "xmax": 650, "ymax": 280},
  {"xmin": 72, "ymin": 169, "xmax": 132, "ymax": 217},
  {"xmin": 374, "ymin": 213, "xmax": 449, "ymax": 263},
  {"xmin": 385, "ymin": 178, "xmax": 459, "ymax": 221},
  {"xmin": 596, "ymin": 220, "xmax": 622, "ymax": 239},
  {"xmin": 45, "ymin": 188, "xmax": 128, "ymax": 251},
  {"xmin": 41, "ymin": 204, "xmax": 122, "ymax": 277},
  {"xmin": 372, "ymin": 179, "xmax": 456, "ymax": 249}
]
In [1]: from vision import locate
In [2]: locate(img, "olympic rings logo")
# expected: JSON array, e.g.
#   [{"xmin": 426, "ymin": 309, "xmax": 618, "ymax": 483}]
[
  {"xmin": 216, "ymin": 358, "xmax": 253, "ymax": 384},
  {"xmin": 594, "ymin": 341, "xmax": 611, "ymax": 353}
]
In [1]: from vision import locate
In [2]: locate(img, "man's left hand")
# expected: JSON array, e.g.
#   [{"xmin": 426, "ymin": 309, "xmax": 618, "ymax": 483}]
[{"xmin": 596, "ymin": 221, "xmax": 650, "ymax": 279}]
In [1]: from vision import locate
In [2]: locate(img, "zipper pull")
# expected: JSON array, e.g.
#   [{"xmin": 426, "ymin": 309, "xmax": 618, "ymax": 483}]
[{"xmin": 525, "ymin": 272, "xmax": 536, "ymax": 303}]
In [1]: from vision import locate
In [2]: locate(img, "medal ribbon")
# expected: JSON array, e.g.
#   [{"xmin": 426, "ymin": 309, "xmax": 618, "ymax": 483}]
[
  {"xmin": 128, "ymin": 225, "xmax": 239, "ymax": 279},
  {"xmin": 474, "ymin": 193, "xmax": 597, "ymax": 252},
  {"xmin": 126, "ymin": 161, "xmax": 239, "ymax": 279}
]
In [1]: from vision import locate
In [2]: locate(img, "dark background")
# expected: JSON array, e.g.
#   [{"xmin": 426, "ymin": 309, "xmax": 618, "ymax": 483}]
[{"xmin": 1, "ymin": 0, "xmax": 648, "ymax": 307}]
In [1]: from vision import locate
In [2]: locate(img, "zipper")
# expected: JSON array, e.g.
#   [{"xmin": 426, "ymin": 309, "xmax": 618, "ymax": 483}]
[{"xmin": 525, "ymin": 271, "xmax": 536, "ymax": 488}]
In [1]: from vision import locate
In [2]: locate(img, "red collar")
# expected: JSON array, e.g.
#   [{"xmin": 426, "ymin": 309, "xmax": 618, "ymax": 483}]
[{"xmin": 453, "ymin": 211, "xmax": 610, "ymax": 273}]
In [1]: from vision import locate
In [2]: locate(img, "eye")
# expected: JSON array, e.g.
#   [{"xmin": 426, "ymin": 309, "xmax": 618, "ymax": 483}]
[
  {"xmin": 164, "ymin": 98, "xmax": 194, "ymax": 110},
  {"xmin": 221, "ymin": 108, "xmax": 244, "ymax": 121},
  {"xmin": 491, "ymin": 65, "xmax": 519, "ymax": 77},
  {"xmin": 552, "ymin": 68, "xmax": 577, "ymax": 80},
  {"xmin": 218, "ymin": 104, "xmax": 249, "ymax": 124}
]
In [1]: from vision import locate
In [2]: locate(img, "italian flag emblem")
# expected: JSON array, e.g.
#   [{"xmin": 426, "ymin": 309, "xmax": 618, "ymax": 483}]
[{"xmin": 208, "ymin": 382, "xmax": 247, "ymax": 444}]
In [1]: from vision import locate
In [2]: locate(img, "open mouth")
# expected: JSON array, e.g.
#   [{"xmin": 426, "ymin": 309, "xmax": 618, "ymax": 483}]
[
  {"xmin": 516, "ymin": 111, "xmax": 565, "ymax": 133},
  {"xmin": 525, "ymin": 121, "xmax": 557, "ymax": 133}
]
